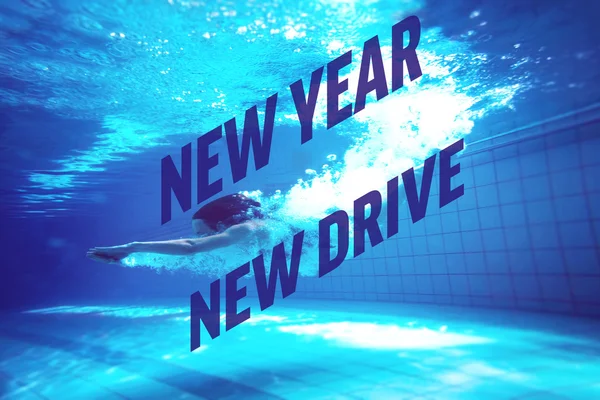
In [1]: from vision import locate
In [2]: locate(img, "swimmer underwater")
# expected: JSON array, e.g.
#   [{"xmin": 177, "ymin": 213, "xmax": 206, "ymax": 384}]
[{"xmin": 87, "ymin": 194, "xmax": 269, "ymax": 264}]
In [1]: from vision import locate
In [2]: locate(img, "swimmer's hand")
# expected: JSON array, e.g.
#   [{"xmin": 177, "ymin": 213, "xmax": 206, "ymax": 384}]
[{"xmin": 87, "ymin": 244, "xmax": 133, "ymax": 264}]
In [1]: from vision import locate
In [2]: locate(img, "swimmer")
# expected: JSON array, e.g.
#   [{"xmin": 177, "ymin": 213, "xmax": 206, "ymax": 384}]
[{"xmin": 87, "ymin": 194, "xmax": 267, "ymax": 264}]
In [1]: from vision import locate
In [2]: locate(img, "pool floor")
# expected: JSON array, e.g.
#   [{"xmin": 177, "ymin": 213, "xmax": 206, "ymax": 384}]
[{"xmin": 1, "ymin": 299, "xmax": 599, "ymax": 399}]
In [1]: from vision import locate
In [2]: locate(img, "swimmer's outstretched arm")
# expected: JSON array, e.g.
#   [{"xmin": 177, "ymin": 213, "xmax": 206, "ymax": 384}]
[
  {"xmin": 87, "ymin": 224, "xmax": 252, "ymax": 263},
  {"xmin": 130, "ymin": 234, "xmax": 234, "ymax": 255}
]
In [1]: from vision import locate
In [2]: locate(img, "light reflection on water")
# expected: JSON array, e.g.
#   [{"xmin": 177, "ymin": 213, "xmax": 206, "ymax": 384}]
[
  {"xmin": 1, "ymin": 0, "xmax": 528, "ymax": 210},
  {"xmin": 5, "ymin": 300, "xmax": 600, "ymax": 399}
]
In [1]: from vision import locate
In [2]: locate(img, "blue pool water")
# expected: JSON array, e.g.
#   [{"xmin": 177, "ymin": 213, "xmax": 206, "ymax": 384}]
[
  {"xmin": 3, "ymin": 300, "xmax": 600, "ymax": 399},
  {"xmin": 1, "ymin": 0, "xmax": 600, "ymax": 399}
]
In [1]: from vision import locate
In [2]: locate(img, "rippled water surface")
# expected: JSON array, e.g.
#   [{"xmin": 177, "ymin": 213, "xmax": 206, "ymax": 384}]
[{"xmin": 2, "ymin": 0, "xmax": 598, "ymax": 215}]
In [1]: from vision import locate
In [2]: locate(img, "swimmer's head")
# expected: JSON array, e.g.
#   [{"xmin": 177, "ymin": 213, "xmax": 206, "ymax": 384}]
[{"xmin": 192, "ymin": 193, "xmax": 263, "ymax": 235}]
